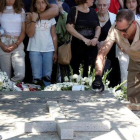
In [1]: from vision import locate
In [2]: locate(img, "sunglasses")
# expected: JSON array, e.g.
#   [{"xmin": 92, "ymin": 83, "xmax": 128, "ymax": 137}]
[{"xmin": 115, "ymin": 20, "xmax": 134, "ymax": 33}]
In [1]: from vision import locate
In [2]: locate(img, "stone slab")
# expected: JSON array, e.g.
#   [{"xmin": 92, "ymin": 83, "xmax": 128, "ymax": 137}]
[
  {"xmin": 1, "ymin": 91, "xmax": 140, "ymax": 140},
  {"xmin": 57, "ymin": 123, "xmax": 73, "ymax": 140},
  {"xmin": 57, "ymin": 120, "xmax": 111, "ymax": 132},
  {"xmin": 46, "ymin": 101, "xmax": 65, "ymax": 120},
  {"xmin": 15, "ymin": 121, "xmax": 56, "ymax": 133},
  {"xmin": 0, "ymin": 103, "xmax": 52, "ymax": 127}
]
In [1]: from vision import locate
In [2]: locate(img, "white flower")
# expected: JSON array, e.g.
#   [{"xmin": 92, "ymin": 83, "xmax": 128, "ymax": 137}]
[
  {"xmin": 76, "ymin": 75, "xmax": 82, "ymax": 83},
  {"xmin": 3, "ymin": 72, "xmax": 7, "ymax": 76},
  {"xmin": 56, "ymin": 87, "xmax": 61, "ymax": 91},
  {"xmin": 82, "ymin": 77, "xmax": 87, "ymax": 82},
  {"xmin": 73, "ymin": 74, "xmax": 78, "ymax": 79},
  {"xmin": 64, "ymin": 76, "xmax": 69, "ymax": 82}
]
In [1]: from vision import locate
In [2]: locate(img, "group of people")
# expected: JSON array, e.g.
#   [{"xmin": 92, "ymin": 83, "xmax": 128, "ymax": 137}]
[{"xmin": 0, "ymin": 0, "xmax": 140, "ymax": 103}]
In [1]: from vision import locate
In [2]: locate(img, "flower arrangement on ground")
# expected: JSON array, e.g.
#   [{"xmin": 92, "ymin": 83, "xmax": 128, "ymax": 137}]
[
  {"xmin": 44, "ymin": 65, "xmax": 127, "ymax": 101},
  {"xmin": 44, "ymin": 65, "xmax": 111, "ymax": 91},
  {"xmin": 0, "ymin": 71, "xmax": 13, "ymax": 91}
]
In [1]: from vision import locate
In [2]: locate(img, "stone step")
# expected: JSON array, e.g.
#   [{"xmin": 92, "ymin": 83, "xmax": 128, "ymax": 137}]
[
  {"xmin": 15, "ymin": 121, "xmax": 57, "ymax": 133},
  {"xmin": 56, "ymin": 120, "xmax": 111, "ymax": 140}
]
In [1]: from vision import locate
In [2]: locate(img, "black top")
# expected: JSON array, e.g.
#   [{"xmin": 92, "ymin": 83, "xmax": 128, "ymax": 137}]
[
  {"xmin": 99, "ymin": 19, "xmax": 111, "ymax": 41},
  {"xmin": 67, "ymin": 7, "xmax": 99, "ymax": 39},
  {"xmin": 99, "ymin": 19, "xmax": 116, "ymax": 60}
]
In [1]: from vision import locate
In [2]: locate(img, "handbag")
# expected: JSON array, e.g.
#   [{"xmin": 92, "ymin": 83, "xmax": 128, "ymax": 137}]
[
  {"xmin": 58, "ymin": 7, "xmax": 78, "ymax": 65},
  {"xmin": 58, "ymin": 41, "xmax": 71, "ymax": 65}
]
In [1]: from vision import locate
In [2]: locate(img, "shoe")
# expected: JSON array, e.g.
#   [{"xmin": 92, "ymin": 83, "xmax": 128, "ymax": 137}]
[
  {"xmin": 42, "ymin": 76, "xmax": 51, "ymax": 82},
  {"xmin": 33, "ymin": 79, "xmax": 44, "ymax": 90},
  {"xmin": 92, "ymin": 75, "xmax": 104, "ymax": 92}
]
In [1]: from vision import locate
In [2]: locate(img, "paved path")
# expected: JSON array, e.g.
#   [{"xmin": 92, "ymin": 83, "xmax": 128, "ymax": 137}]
[{"xmin": 0, "ymin": 91, "xmax": 140, "ymax": 140}]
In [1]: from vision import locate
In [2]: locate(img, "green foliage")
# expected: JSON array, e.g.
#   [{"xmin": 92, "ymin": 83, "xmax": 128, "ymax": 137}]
[
  {"xmin": 114, "ymin": 80, "xmax": 127, "ymax": 91},
  {"xmin": 69, "ymin": 65, "xmax": 73, "ymax": 76},
  {"xmin": 79, "ymin": 64, "xmax": 83, "ymax": 77},
  {"xmin": 92, "ymin": 69, "xmax": 96, "ymax": 82},
  {"xmin": 88, "ymin": 66, "xmax": 91, "ymax": 77},
  {"xmin": 113, "ymin": 80, "xmax": 127, "ymax": 100},
  {"xmin": 102, "ymin": 69, "xmax": 112, "ymax": 84}
]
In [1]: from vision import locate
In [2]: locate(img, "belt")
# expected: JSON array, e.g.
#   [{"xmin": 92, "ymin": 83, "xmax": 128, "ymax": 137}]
[{"xmin": 2, "ymin": 35, "xmax": 19, "ymax": 39}]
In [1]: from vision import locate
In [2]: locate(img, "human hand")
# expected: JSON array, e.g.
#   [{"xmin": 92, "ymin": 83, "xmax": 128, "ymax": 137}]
[
  {"xmin": 57, "ymin": 1, "xmax": 63, "ymax": 8},
  {"xmin": 120, "ymin": 47, "xmax": 125, "ymax": 53},
  {"xmin": 31, "ymin": 12, "xmax": 38, "ymax": 21},
  {"xmin": 7, "ymin": 44, "xmax": 17, "ymax": 52},
  {"xmin": 25, "ymin": 12, "xmax": 32, "ymax": 23},
  {"xmin": 1, "ymin": 44, "xmax": 10, "ymax": 53},
  {"xmin": 90, "ymin": 38, "xmax": 98, "ymax": 46},
  {"xmin": 83, "ymin": 38, "xmax": 91, "ymax": 46},
  {"xmin": 53, "ymin": 52, "xmax": 57, "ymax": 63},
  {"xmin": 92, "ymin": 75, "xmax": 104, "ymax": 92},
  {"xmin": 97, "ymin": 41, "xmax": 104, "ymax": 50}
]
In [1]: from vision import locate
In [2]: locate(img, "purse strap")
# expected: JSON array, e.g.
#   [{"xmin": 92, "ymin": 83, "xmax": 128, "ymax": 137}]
[
  {"xmin": 74, "ymin": 7, "xmax": 78, "ymax": 25},
  {"xmin": 70, "ymin": 7, "xmax": 78, "ymax": 41}
]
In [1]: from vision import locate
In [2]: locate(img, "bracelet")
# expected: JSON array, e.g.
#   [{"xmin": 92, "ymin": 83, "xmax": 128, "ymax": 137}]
[
  {"xmin": 94, "ymin": 36, "xmax": 98, "ymax": 39},
  {"xmin": 31, "ymin": 21, "xmax": 36, "ymax": 23},
  {"xmin": 15, "ymin": 43, "xmax": 18, "ymax": 47}
]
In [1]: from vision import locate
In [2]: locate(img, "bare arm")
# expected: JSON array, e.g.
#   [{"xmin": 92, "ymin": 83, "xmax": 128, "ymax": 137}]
[
  {"xmin": 95, "ymin": 40, "xmax": 114, "ymax": 76},
  {"xmin": 51, "ymin": 25, "xmax": 57, "ymax": 63},
  {"xmin": 40, "ymin": 4, "xmax": 59, "ymax": 20},
  {"xmin": 94, "ymin": 26, "xmax": 101, "ymax": 39},
  {"xmin": 90, "ymin": 26, "xmax": 101, "ymax": 46},
  {"xmin": 66, "ymin": 23, "xmax": 90, "ymax": 45},
  {"xmin": 26, "ymin": 12, "xmax": 38, "ymax": 38},
  {"xmin": 118, "ymin": 0, "xmax": 124, "ymax": 8},
  {"xmin": 7, "ymin": 22, "xmax": 25, "ymax": 52},
  {"xmin": 0, "ymin": 39, "xmax": 9, "ymax": 52},
  {"xmin": 15, "ymin": 22, "xmax": 26, "ymax": 45}
]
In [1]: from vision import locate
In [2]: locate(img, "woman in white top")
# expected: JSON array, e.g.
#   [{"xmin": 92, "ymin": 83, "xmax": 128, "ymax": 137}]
[
  {"xmin": 0, "ymin": 0, "xmax": 25, "ymax": 81},
  {"xmin": 26, "ymin": 0, "xmax": 57, "ymax": 86}
]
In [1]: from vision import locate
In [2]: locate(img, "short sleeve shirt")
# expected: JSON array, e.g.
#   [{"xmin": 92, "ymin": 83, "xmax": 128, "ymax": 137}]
[
  {"xmin": 106, "ymin": 22, "xmax": 140, "ymax": 62},
  {"xmin": 0, "ymin": 6, "xmax": 25, "ymax": 36},
  {"xmin": 66, "ymin": 7, "xmax": 100, "ymax": 38},
  {"xmin": 27, "ymin": 18, "xmax": 56, "ymax": 52}
]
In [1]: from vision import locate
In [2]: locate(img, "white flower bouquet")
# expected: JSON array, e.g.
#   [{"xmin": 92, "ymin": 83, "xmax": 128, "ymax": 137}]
[
  {"xmin": 0, "ymin": 71, "xmax": 13, "ymax": 91},
  {"xmin": 44, "ymin": 65, "xmax": 110, "ymax": 91}
]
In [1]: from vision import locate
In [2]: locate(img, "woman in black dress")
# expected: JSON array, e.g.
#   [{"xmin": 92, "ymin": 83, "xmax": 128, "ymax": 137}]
[
  {"xmin": 96, "ymin": 0, "xmax": 121, "ymax": 87},
  {"xmin": 66, "ymin": 0, "xmax": 101, "ymax": 77}
]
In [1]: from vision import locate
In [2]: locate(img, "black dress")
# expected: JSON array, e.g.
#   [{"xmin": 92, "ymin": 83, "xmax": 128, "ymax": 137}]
[
  {"xmin": 67, "ymin": 7, "xmax": 99, "ymax": 77},
  {"xmin": 99, "ymin": 19, "xmax": 121, "ymax": 87}
]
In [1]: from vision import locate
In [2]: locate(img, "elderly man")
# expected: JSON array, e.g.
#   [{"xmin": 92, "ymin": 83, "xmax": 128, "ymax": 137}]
[{"xmin": 92, "ymin": 9, "xmax": 140, "ymax": 104}]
